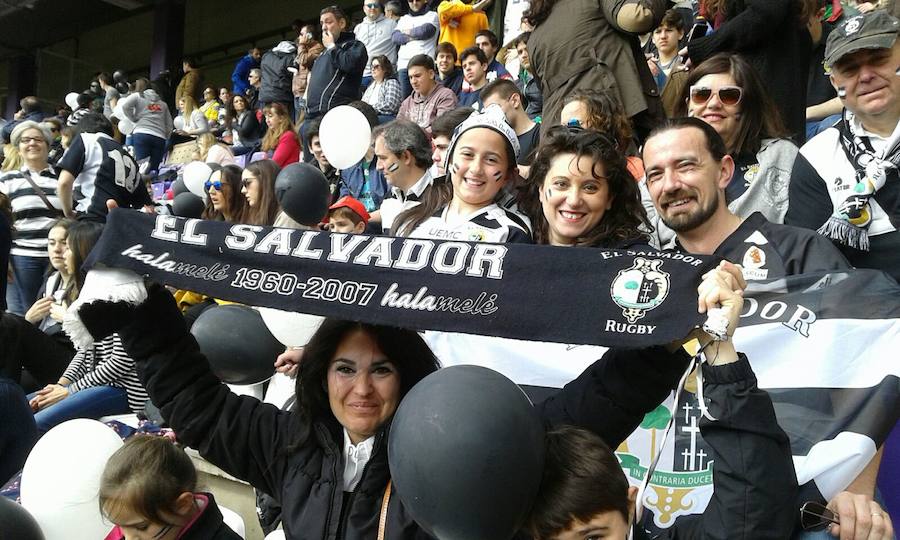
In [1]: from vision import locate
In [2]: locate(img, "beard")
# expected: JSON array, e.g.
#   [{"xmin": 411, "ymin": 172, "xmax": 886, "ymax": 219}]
[{"xmin": 658, "ymin": 189, "xmax": 719, "ymax": 233}]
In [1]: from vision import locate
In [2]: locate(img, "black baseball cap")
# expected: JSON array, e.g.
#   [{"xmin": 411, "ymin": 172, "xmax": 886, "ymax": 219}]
[{"xmin": 825, "ymin": 11, "xmax": 900, "ymax": 69}]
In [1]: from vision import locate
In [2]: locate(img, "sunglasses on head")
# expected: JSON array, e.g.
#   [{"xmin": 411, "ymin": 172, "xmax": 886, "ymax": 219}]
[
  {"xmin": 204, "ymin": 180, "xmax": 223, "ymax": 191},
  {"xmin": 372, "ymin": 63, "xmax": 382, "ymax": 70},
  {"xmin": 799, "ymin": 501, "xmax": 839, "ymax": 532},
  {"xmin": 689, "ymin": 85, "xmax": 743, "ymax": 106}
]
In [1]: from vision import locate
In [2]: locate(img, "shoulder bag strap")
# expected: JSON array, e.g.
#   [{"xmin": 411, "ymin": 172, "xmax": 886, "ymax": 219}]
[
  {"xmin": 21, "ymin": 171, "xmax": 59, "ymax": 213},
  {"xmin": 377, "ymin": 479, "xmax": 392, "ymax": 540}
]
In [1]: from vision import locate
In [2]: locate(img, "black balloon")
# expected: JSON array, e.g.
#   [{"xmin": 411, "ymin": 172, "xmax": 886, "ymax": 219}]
[
  {"xmin": 389, "ymin": 365, "xmax": 545, "ymax": 540},
  {"xmin": 274, "ymin": 163, "xmax": 331, "ymax": 225},
  {"xmin": 171, "ymin": 178, "xmax": 189, "ymax": 196},
  {"xmin": 191, "ymin": 305, "xmax": 283, "ymax": 385},
  {"xmin": 113, "ymin": 70, "xmax": 127, "ymax": 84},
  {"xmin": 207, "ymin": 162, "xmax": 222, "ymax": 173},
  {"xmin": 172, "ymin": 192, "xmax": 205, "ymax": 218},
  {"xmin": 0, "ymin": 496, "xmax": 44, "ymax": 540}
]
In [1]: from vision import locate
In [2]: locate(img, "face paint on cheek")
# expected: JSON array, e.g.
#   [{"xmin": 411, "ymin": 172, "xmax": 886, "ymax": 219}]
[
  {"xmin": 896, "ymin": 67, "xmax": 900, "ymax": 76},
  {"xmin": 492, "ymin": 171, "xmax": 503, "ymax": 182},
  {"xmin": 450, "ymin": 163, "xmax": 460, "ymax": 176},
  {"xmin": 387, "ymin": 163, "xmax": 399, "ymax": 173},
  {"xmin": 546, "ymin": 188, "xmax": 553, "ymax": 200}
]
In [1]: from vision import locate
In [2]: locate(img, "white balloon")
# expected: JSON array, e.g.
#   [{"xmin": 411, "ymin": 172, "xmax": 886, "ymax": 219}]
[
  {"xmin": 118, "ymin": 117, "xmax": 136, "ymax": 135},
  {"xmin": 183, "ymin": 161, "xmax": 213, "ymax": 198},
  {"xmin": 112, "ymin": 101, "xmax": 126, "ymax": 120},
  {"xmin": 65, "ymin": 92, "xmax": 80, "ymax": 110},
  {"xmin": 173, "ymin": 116, "xmax": 185, "ymax": 131},
  {"xmin": 258, "ymin": 307, "xmax": 323, "ymax": 348},
  {"xmin": 21, "ymin": 419, "xmax": 123, "ymax": 540},
  {"xmin": 319, "ymin": 105, "xmax": 371, "ymax": 169}
]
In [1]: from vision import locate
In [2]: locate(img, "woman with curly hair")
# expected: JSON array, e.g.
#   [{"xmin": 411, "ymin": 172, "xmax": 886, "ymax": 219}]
[
  {"xmin": 521, "ymin": 125, "xmax": 651, "ymax": 248},
  {"xmin": 559, "ymin": 90, "xmax": 644, "ymax": 181}
]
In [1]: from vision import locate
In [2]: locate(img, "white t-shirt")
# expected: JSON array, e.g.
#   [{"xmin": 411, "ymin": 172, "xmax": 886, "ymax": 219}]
[{"xmin": 396, "ymin": 11, "xmax": 440, "ymax": 69}]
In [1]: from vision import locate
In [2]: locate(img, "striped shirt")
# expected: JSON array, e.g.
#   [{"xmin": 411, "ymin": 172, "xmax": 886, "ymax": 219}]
[
  {"xmin": 0, "ymin": 165, "xmax": 63, "ymax": 257},
  {"xmin": 63, "ymin": 334, "xmax": 150, "ymax": 414},
  {"xmin": 408, "ymin": 203, "xmax": 533, "ymax": 243}
]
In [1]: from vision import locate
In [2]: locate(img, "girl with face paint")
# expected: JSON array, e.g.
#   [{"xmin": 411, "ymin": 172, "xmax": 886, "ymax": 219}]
[{"xmin": 392, "ymin": 105, "xmax": 533, "ymax": 243}]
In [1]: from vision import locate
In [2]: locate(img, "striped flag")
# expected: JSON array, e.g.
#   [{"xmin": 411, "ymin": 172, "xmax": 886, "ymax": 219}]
[{"xmin": 425, "ymin": 269, "xmax": 900, "ymax": 532}]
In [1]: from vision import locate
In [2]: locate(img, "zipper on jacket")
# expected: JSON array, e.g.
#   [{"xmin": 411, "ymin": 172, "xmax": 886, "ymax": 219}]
[{"xmin": 319, "ymin": 423, "xmax": 342, "ymax": 540}]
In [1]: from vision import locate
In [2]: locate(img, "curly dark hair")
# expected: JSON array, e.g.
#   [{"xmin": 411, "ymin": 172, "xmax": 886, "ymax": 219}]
[
  {"xmin": 290, "ymin": 319, "xmax": 441, "ymax": 445},
  {"xmin": 562, "ymin": 90, "xmax": 634, "ymax": 153},
  {"xmin": 521, "ymin": 125, "xmax": 649, "ymax": 247}
]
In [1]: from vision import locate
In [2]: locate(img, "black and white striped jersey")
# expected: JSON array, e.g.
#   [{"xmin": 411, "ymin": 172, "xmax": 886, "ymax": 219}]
[{"xmin": 408, "ymin": 203, "xmax": 533, "ymax": 244}]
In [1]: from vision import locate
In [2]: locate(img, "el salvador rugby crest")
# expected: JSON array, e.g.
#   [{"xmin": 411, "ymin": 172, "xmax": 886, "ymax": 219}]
[{"xmin": 611, "ymin": 258, "xmax": 671, "ymax": 324}]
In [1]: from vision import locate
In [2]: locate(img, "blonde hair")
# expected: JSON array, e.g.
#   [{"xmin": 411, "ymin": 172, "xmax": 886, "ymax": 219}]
[
  {"xmin": 1, "ymin": 144, "xmax": 22, "ymax": 172},
  {"xmin": 196, "ymin": 132, "xmax": 217, "ymax": 161}
]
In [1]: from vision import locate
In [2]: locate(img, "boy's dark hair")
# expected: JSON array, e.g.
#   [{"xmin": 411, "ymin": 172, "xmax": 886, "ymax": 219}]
[
  {"xmin": 436, "ymin": 42, "xmax": 458, "ymax": 63},
  {"xmin": 513, "ymin": 31, "xmax": 531, "ymax": 48},
  {"xmin": 76, "ymin": 93, "xmax": 93, "ymax": 109},
  {"xmin": 348, "ymin": 100, "xmax": 379, "ymax": 131},
  {"xmin": 329, "ymin": 206, "xmax": 365, "ymax": 225},
  {"xmin": 182, "ymin": 57, "xmax": 198, "ymax": 68},
  {"xmin": 527, "ymin": 425, "xmax": 631, "ymax": 539},
  {"xmin": 475, "ymin": 29, "xmax": 499, "ymax": 48},
  {"xmin": 460, "ymin": 46, "xmax": 487, "ymax": 65},
  {"xmin": 431, "ymin": 107, "xmax": 473, "ymax": 139},
  {"xmin": 304, "ymin": 117, "xmax": 323, "ymax": 142},
  {"xmin": 480, "ymin": 78, "xmax": 523, "ymax": 104},
  {"xmin": 75, "ymin": 112, "xmax": 114, "ymax": 137},
  {"xmin": 643, "ymin": 116, "xmax": 728, "ymax": 163},
  {"xmin": 407, "ymin": 54, "xmax": 436, "ymax": 72},
  {"xmin": 659, "ymin": 8, "xmax": 685, "ymax": 31}
]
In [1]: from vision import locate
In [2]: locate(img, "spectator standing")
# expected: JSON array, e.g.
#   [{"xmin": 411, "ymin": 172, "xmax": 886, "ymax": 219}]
[
  {"xmin": 306, "ymin": 6, "xmax": 369, "ymax": 120},
  {"xmin": 0, "ymin": 122, "xmax": 64, "ymax": 315},
  {"xmin": 293, "ymin": 24, "xmax": 325, "ymax": 124},
  {"xmin": 66, "ymin": 94, "xmax": 92, "ymax": 128},
  {"xmin": 475, "ymin": 29, "xmax": 513, "ymax": 80},
  {"xmin": 458, "ymin": 46, "xmax": 490, "ymax": 107},
  {"xmin": 57, "ymin": 113, "xmax": 152, "ymax": 222},
  {"xmin": 437, "ymin": 0, "xmax": 492, "ymax": 57},
  {"xmin": 385, "ymin": 0, "xmax": 404, "ymax": 21},
  {"xmin": 397, "ymin": 54, "xmax": 458, "ymax": 132},
  {"xmin": 525, "ymin": 0, "xmax": 665, "ymax": 140},
  {"xmin": 175, "ymin": 57, "xmax": 203, "ymax": 107},
  {"xmin": 259, "ymin": 41, "xmax": 299, "ymax": 117},
  {"xmin": 436, "ymin": 42, "xmax": 465, "ymax": 94},
  {"xmin": 806, "ymin": 3, "xmax": 843, "ymax": 140},
  {"xmin": 362, "ymin": 55, "xmax": 404, "ymax": 122},
  {"xmin": 246, "ymin": 68, "xmax": 262, "ymax": 111},
  {"xmin": 685, "ymin": 0, "xmax": 813, "ymax": 142},
  {"xmin": 513, "ymin": 32, "xmax": 542, "ymax": 119},
  {"xmin": 787, "ymin": 11, "xmax": 900, "ymax": 284},
  {"xmin": 393, "ymin": 0, "xmax": 440, "ymax": 97},
  {"xmin": 355, "ymin": 1, "xmax": 399, "ymax": 88},
  {"xmin": 97, "ymin": 72, "xmax": 120, "ymax": 120},
  {"xmin": 118, "ymin": 78, "xmax": 174, "ymax": 174},
  {"xmin": 231, "ymin": 48, "xmax": 262, "ymax": 96}
]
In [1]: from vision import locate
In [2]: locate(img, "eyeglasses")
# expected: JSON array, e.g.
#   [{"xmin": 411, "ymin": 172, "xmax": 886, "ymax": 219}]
[
  {"xmin": 799, "ymin": 501, "xmax": 839, "ymax": 532},
  {"xmin": 689, "ymin": 85, "xmax": 743, "ymax": 106},
  {"xmin": 371, "ymin": 63, "xmax": 382, "ymax": 70},
  {"xmin": 204, "ymin": 180, "xmax": 223, "ymax": 191},
  {"xmin": 365, "ymin": 2, "xmax": 380, "ymax": 7},
  {"xmin": 18, "ymin": 137, "xmax": 46, "ymax": 145}
]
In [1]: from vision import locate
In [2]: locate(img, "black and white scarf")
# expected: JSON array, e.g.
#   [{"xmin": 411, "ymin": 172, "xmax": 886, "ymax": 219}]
[{"xmin": 821, "ymin": 110, "xmax": 900, "ymax": 250}]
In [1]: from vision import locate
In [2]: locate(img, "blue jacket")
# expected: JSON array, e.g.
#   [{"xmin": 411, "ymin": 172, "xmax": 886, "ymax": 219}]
[
  {"xmin": 339, "ymin": 157, "xmax": 388, "ymax": 212},
  {"xmin": 231, "ymin": 54, "xmax": 259, "ymax": 95}
]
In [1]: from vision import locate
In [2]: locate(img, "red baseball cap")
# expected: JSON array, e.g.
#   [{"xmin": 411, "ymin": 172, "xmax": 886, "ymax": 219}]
[{"xmin": 328, "ymin": 196, "xmax": 371, "ymax": 224}]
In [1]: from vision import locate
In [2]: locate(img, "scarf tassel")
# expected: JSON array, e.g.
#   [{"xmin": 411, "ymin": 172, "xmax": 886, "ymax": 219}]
[{"xmin": 817, "ymin": 215, "xmax": 871, "ymax": 252}]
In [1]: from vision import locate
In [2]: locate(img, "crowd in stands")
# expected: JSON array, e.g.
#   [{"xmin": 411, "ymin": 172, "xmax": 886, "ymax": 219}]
[{"xmin": 0, "ymin": 0, "xmax": 899, "ymax": 539}]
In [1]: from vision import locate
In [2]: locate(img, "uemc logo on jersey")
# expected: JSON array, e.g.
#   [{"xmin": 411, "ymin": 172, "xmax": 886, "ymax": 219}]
[{"xmin": 607, "ymin": 258, "xmax": 670, "ymax": 335}]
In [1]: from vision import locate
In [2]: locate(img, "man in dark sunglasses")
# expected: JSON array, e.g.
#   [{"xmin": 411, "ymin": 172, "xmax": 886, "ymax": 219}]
[
  {"xmin": 643, "ymin": 117, "xmax": 893, "ymax": 540},
  {"xmin": 354, "ymin": 0, "xmax": 397, "ymax": 89}
]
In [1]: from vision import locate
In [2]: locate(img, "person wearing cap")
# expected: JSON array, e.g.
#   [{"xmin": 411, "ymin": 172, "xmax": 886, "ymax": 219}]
[
  {"xmin": 327, "ymin": 196, "xmax": 371, "ymax": 234},
  {"xmin": 389, "ymin": 104, "xmax": 532, "ymax": 243},
  {"xmin": 787, "ymin": 10, "xmax": 900, "ymax": 286}
]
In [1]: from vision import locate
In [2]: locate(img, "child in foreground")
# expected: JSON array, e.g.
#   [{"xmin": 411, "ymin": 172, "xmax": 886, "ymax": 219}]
[
  {"xmin": 327, "ymin": 196, "xmax": 370, "ymax": 234},
  {"xmin": 100, "ymin": 435, "xmax": 241, "ymax": 540}
]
